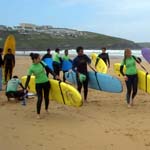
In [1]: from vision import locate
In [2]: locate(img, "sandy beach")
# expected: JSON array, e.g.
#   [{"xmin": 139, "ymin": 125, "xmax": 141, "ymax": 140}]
[{"xmin": 0, "ymin": 55, "xmax": 150, "ymax": 150}]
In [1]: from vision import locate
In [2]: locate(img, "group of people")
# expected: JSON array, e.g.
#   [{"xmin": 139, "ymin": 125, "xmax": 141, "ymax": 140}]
[{"xmin": 0, "ymin": 46, "xmax": 144, "ymax": 118}]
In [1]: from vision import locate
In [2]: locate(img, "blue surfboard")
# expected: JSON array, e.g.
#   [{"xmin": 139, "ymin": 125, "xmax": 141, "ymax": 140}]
[
  {"xmin": 62, "ymin": 60, "xmax": 72, "ymax": 71},
  {"xmin": 43, "ymin": 58, "xmax": 53, "ymax": 71},
  {"xmin": 65, "ymin": 71, "xmax": 123, "ymax": 93}
]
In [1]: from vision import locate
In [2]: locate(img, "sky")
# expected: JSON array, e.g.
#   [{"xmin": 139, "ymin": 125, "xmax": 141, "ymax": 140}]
[{"xmin": 0, "ymin": 0, "xmax": 150, "ymax": 42}]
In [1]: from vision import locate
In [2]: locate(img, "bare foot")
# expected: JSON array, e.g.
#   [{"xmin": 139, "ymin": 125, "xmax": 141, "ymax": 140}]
[{"xmin": 37, "ymin": 114, "xmax": 41, "ymax": 119}]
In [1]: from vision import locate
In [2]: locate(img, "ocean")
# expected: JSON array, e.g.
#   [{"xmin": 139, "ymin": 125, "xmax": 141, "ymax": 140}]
[{"xmin": 16, "ymin": 49, "xmax": 142, "ymax": 58}]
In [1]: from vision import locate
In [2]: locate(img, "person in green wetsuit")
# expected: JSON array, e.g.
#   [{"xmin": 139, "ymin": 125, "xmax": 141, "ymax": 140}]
[
  {"xmin": 6, "ymin": 75, "xmax": 26, "ymax": 101},
  {"xmin": 120, "ymin": 48, "xmax": 142, "ymax": 108},
  {"xmin": 52, "ymin": 48, "xmax": 62, "ymax": 77},
  {"xmin": 62, "ymin": 49, "xmax": 72, "ymax": 82},
  {"xmin": 24, "ymin": 53, "xmax": 59, "ymax": 119}
]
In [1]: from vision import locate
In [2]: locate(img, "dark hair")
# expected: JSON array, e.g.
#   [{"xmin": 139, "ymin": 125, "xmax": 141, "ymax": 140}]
[
  {"xmin": 30, "ymin": 53, "xmax": 40, "ymax": 60},
  {"xmin": 0, "ymin": 48, "xmax": 3, "ymax": 53},
  {"xmin": 76, "ymin": 46, "xmax": 83, "ymax": 53},
  {"xmin": 101, "ymin": 47, "xmax": 106, "ymax": 50},
  {"xmin": 13, "ymin": 75, "xmax": 18, "ymax": 78},
  {"xmin": 47, "ymin": 48, "xmax": 51, "ymax": 52},
  {"xmin": 55, "ymin": 48, "xmax": 60, "ymax": 52},
  {"xmin": 64, "ymin": 49, "xmax": 68, "ymax": 53}
]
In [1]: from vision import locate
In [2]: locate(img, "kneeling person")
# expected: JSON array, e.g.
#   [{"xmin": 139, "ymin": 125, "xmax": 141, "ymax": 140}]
[{"xmin": 6, "ymin": 75, "xmax": 26, "ymax": 101}]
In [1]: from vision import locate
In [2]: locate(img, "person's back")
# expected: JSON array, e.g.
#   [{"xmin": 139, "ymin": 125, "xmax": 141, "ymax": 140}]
[{"xmin": 6, "ymin": 77, "xmax": 20, "ymax": 92}]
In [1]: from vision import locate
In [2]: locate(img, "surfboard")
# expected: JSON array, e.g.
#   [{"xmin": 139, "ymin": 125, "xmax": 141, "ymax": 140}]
[
  {"xmin": 91, "ymin": 53, "xmax": 107, "ymax": 73},
  {"xmin": 113, "ymin": 63, "xmax": 150, "ymax": 94},
  {"xmin": 43, "ymin": 58, "xmax": 53, "ymax": 70},
  {"xmin": 141, "ymin": 48, "xmax": 150, "ymax": 63},
  {"xmin": 65, "ymin": 71, "xmax": 123, "ymax": 93},
  {"xmin": 21, "ymin": 76, "xmax": 83, "ymax": 107},
  {"xmin": 3, "ymin": 35, "xmax": 16, "ymax": 82},
  {"xmin": 62, "ymin": 60, "xmax": 72, "ymax": 71}
]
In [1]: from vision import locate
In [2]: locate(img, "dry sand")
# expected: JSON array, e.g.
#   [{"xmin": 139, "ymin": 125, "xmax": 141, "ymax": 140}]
[{"xmin": 0, "ymin": 56, "xmax": 150, "ymax": 150}]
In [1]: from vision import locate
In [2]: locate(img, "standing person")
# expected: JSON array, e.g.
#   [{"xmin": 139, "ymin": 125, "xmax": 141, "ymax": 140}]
[
  {"xmin": 52, "ymin": 48, "xmax": 62, "ymax": 77},
  {"xmin": 24, "ymin": 53, "xmax": 58, "ymax": 119},
  {"xmin": 3, "ymin": 48, "xmax": 15, "ymax": 83},
  {"xmin": 42, "ymin": 48, "xmax": 52, "ymax": 76},
  {"xmin": 0, "ymin": 48, "xmax": 3, "ymax": 91},
  {"xmin": 72, "ymin": 46, "xmax": 95, "ymax": 102},
  {"xmin": 95, "ymin": 47, "xmax": 110, "ymax": 68},
  {"xmin": 62, "ymin": 49, "xmax": 72, "ymax": 82},
  {"xmin": 120, "ymin": 48, "xmax": 142, "ymax": 107}
]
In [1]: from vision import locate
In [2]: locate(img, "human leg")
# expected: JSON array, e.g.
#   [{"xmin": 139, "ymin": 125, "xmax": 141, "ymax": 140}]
[
  {"xmin": 83, "ymin": 77, "xmax": 88, "ymax": 101},
  {"xmin": 131, "ymin": 74, "xmax": 138, "ymax": 105},
  {"xmin": 35, "ymin": 83, "xmax": 43, "ymax": 115},
  {"xmin": 125, "ymin": 75, "xmax": 132, "ymax": 104},
  {"xmin": 43, "ymin": 81, "xmax": 50, "ymax": 111}
]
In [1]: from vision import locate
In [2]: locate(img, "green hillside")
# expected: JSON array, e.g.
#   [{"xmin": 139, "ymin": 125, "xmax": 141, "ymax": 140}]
[{"xmin": 0, "ymin": 30, "xmax": 141, "ymax": 50}]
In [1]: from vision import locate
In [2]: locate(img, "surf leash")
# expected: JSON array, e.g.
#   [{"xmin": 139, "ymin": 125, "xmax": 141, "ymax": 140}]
[
  {"xmin": 58, "ymin": 81, "xmax": 66, "ymax": 104},
  {"xmin": 94, "ymin": 72, "xmax": 102, "ymax": 90}
]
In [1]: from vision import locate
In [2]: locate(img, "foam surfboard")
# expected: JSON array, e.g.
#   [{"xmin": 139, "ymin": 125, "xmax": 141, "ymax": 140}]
[
  {"xmin": 3, "ymin": 35, "xmax": 16, "ymax": 82},
  {"xmin": 114, "ymin": 63, "xmax": 150, "ymax": 94},
  {"xmin": 43, "ymin": 58, "xmax": 53, "ymax": 70},
  {"xmin": 21, "ymin": 76, "xmax": 83, "ymax": 107},
  {"xmin": 62, "ymin": 60, "xmax": 72, "ymax": 71},
  {"xmin": 141, "ymin": 48, "xmax": 150, "ymax": 63},
  {"xmin": 65, "ymin": 71, "xmax": 123, "ymax": 93},
  {"xmin": 91, "ymin": 53, "xmax": 107, "ymax": 73}
]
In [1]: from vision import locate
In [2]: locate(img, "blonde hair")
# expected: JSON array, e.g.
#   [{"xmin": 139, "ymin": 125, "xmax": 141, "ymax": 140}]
[{"xmin": 123, "ymin": 48, "xmax": 131, "ymax": 64}]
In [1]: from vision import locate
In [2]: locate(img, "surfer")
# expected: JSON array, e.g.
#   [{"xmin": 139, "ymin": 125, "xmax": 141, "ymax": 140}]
[
  {"xmin": 62, "ymin": 49, "xmax": 72, "ymax": 82},
  {"xmin": 52, "ymin": 48, "xmax": 62, "ymax": 77},
  {"xmin": 3, "ymin": 48, "xmax": 15, "ymax": 83},
  {"xmin": 42, "ymin": 48, "xmax": 52, "ymax": 76},
  {"xmin": 6, "ymin": 76, "xmax": 27, "ymax": 103},
  {"xmin": 0, "ymin": 48, "xmax": 3, "ymax": 91},
  {"xmin": 95, "ymin": 47, "xmax": 110, "ymax": 68},
  {"xmin": 24, "ymin": 53, "xmax": 59, "ymax": 119},
  {"xmin": 72, "ymin": 46, "xmax": 95, "ymax": 102},
  {"xmin": 120, "ymin": 48, "xmax": 141, "ymax": 107}
]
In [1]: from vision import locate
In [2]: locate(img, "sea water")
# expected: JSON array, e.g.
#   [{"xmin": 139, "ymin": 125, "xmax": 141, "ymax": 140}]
[{"xmin": 16, "ymin": 49, "xmax": 142, "ymax": 58}]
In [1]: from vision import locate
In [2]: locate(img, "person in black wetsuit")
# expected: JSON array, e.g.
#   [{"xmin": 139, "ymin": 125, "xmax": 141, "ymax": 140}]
[
  {"xmin": 3, "ymin": 48, "xmax": 15, "ymax": 83},
  {"xmin": 42, "ymin": 48, "xmax": 52, "ymax": 76},
  {"xmin": 72, "ymin": 46, "xmax": 95, "ymax": 102},
  {"xmin": 95, "ymin": 47, "xmax": 110, "ymax": 68}
]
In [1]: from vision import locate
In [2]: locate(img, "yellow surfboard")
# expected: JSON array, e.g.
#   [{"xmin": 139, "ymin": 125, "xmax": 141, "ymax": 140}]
[
  {"xmin": 113, "ymin": 63, "xmax": 150, "ymax": 94},
  {"xmin": 91, "ymin": 53, "xmax": 107, "ymax": 73},
  {"xmin": 21, "ymin": 76, "xmax": 83, "ymax": 107},
  {"xmin": 3, "ymin": 35, "xmax": 16, "ymax": 82},
  {"xmin": 3, "ymin": 35, "xmax": 16, "ymax": 55}
]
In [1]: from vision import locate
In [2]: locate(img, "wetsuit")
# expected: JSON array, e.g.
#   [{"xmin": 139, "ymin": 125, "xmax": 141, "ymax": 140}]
[
  {"xmin": 0, "ymin": 54, "xmax": 3, "ymax": 90},
  {"xmin": 42, "ymin": 53, "xmax": 52, "ymax": 76},
  {"xmin": 4, "ymin": 53, "xmax": 15, "ymax": 82},
  {"xmin": 25, "ymin": 61, "xmax": 55, "ymax": 114},
  {"xmin": 62, "ymin": 55, "xmax": 72, "ymax": 82},
  {"xmin": 95, "ymin": 53, "xmax": 110, "ymax": 67},
  {"xmin": 52, "ymin": 52, "xmax": 62, "ymax": 76},
  {"xmin": 72, "ymin": 54, "xmax": 91, "ymax": 100},
  {"xmin": 120, "ymin": 56, "xmax": 138, "ymax": 103}
]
